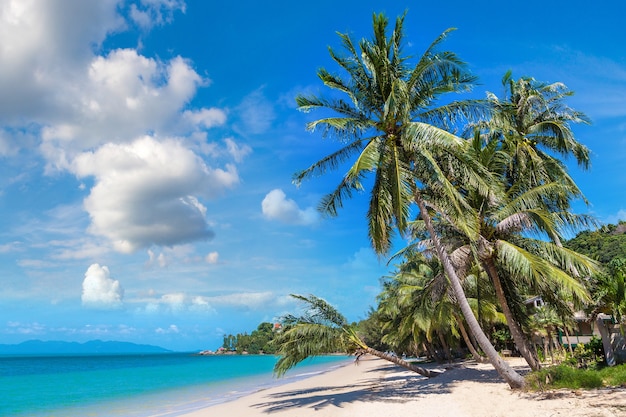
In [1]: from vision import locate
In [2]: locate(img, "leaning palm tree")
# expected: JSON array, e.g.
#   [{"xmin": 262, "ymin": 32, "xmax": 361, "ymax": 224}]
[
  {"xmin": 295, "ymin": 12, "xmax": 525, "ymax": 387},
  {"xmin": 273, "ymin": 294, "xmax": 440, "ymax": 378},
  {"xmin": 423, "ymin": 135, "xmax": 598, "ymax": 370}
]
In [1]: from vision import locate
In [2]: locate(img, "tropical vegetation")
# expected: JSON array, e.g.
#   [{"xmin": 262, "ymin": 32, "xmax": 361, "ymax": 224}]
[
  {"xmin": 273, "ymin": 294, "xmax": 440, "ymax": 378},
  {"xmin": 271, "ymin": 10, "xmax": 617, "ymax": 390},
  {"xmin": 221, "ymin": 322, "xmax": 278, "ymax": 354}
]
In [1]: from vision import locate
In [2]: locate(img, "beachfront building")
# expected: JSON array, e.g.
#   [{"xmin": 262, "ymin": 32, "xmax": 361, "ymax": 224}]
[{"xmin": 523, "ymin": 296, "xmax": 626, "ymax": 364}]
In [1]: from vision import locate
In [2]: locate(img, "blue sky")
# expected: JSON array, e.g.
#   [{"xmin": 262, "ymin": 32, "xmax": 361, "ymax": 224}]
[{"xmin": 0, "ymin": 0, "xmax": 624, "ymax": 352}]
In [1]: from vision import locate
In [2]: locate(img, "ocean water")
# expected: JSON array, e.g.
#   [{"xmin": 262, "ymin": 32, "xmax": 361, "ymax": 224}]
[{"xmin": 0, "ymin": 353, "xmax": 351, "ymax": 416}]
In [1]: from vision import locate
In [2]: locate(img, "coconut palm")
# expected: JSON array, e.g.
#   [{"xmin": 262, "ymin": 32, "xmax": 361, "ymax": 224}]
[
  {"xmin": 473, "ymin": 71, "xmax": 591, "ymax": 193},
  {"xmin": 453, "ymin": 73, "xmax": 598, "ymax": 370},
  {"xmin": 294, "ymin": 12, "xmax": 525, "ymax": 388},
  {"xmin": 377, "ymin": 253, "xmax": 489, "ymax": 363},
  {"xmin": 273, "ymin": 294, "xmax": 440, "ymax": 378},
  {"xmin": 424, "ymin": 132, "xmax": 599, "ymax": 370}
]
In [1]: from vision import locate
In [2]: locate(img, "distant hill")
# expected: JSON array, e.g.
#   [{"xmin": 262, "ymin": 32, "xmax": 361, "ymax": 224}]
[
  {"xmin": 0, "ymin": 340, "xmax": 172, "ymax": 355},
  {"xmin": 565, "ymin": 221, "xmax": 626, "ymax": 265}
]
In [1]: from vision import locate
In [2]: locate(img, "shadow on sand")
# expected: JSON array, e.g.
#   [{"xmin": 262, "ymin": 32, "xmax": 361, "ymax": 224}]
[{"xmin": 251, "ymin": 360, "xmax": 528, "ymax": 414}]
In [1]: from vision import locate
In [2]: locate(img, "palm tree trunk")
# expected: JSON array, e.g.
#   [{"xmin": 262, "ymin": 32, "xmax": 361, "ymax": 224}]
[
  {"xmin": 362, "ymin": 347, "xmax": 441, "ymax": 377},
  {"xmin": 455, "ymin": 314, "xmax": 488, "ymax": 363},
  {"xmin": 595, "ymin": 316, "xmax": 616, "ymax": 366},
  {"xmin": 563, "ymin": 324, "xmax": 573, "ymax": 354},
  {"xmin": 482, "ymin": 258, "xmax": 542, "ymax": 371},
  {"xmin": 438, "ymin": 331, "xmax": 452, "ymax": 363},
  {"xmin": 415, "ymin": 195, "xmax": 526, "ymax": 389},
  {"xmin": 546, "ymin": 329, "xmax": 555, "ymax": 363},
  {"xmin": 423, "ymin": 341, "xmax": 437, "ymax": 362}
]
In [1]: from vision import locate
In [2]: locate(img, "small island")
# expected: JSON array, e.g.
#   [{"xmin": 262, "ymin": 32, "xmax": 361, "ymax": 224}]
[{"xmin": 199, "ymin": 322, "xmax": 280, "ymax": 355}]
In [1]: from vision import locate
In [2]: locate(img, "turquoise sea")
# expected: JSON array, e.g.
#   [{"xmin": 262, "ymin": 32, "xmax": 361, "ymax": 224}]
[{"xmin": 0, "ymin": 353, "xmax": 351, "ymax": 416}]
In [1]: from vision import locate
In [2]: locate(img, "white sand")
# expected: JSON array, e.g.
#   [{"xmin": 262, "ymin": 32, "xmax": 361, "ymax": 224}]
[{"xmin": 177, "ymin": 356, "xmax": 626, "ymax": 417}]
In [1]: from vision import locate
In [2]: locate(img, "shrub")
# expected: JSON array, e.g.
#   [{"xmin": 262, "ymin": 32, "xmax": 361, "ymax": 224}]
[{"xmin": 526, "ymin": 364, "xmax": 603, "ymax": 390}]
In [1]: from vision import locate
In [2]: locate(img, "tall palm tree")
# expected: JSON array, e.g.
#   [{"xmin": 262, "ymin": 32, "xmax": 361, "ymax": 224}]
[
  {"xmin": 452, "ymin": 73, "xmax": 598, "ymax": 370},
  {"xmin": 273, "ymin": 294, "xmax": 440, "ymax": 378},
  {"xmin": 423, "ymin": 132, "xmax": 598, "ymax": 371},
  {"xmin": 295, "ymin": 13, "xmax": 525, "ymax": 387}
]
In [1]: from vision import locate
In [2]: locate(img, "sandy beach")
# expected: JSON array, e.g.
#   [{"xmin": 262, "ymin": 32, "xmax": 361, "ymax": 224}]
[{"xmin": 178, "ymin": 356, "xmax": 626, "ymax": 417}]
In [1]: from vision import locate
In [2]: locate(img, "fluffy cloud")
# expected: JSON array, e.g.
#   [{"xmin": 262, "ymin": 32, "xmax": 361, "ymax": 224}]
[
  {"xmin": 0, "ymin": 1, "xmax": 245, "ymax": 254},
  {"xmin": 261, "ymin": 189, "xmax": 317, "ymax": 225},
  {"xmin": 0, "ymin": 0, "xmax": 123, "ymax": 123},
  {"xmin": 0, "ymin": 1, "xmax": 226, "ymax": 168},
  {"xmin": 81, "ymin": 263, "xmax": 124, "ymax": 309},
  {"xmin": 41, "ymin": 51, "xmax": 221, "ymax": 169},
  {"xmin": 73, "ymin": 136, "xmax": 239, "ymax": 252}
]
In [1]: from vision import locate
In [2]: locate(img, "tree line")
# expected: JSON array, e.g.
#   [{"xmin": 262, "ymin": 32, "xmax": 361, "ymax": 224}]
[{"xmin": 221, "ymin": 322, "xmax": 278, "ymax": 354}]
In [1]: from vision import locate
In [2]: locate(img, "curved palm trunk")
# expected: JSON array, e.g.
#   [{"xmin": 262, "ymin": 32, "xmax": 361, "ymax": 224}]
[
  {"xmin": 416, "ymin": 195, "xmax": 526, "ymax": 389},
  {"xmin": 482, "ymin": 258, "xmax": 542, "ymax": 371},
  {"xmin": 362, "ymin": 347, "xmax": 441, "ymax": 377},
  {"xmin": 455, "ymin": 314, "xmax": 488, "ymax": 363}
]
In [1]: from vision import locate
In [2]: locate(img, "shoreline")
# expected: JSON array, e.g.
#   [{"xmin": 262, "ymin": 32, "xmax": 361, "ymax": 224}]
[{"xmin": 174, "ymin": 356, "xmax": 626, "ymax": 417}]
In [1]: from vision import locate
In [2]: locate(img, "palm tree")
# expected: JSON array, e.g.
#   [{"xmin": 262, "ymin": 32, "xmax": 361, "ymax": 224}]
[
  {"xmin": 423, "ymin": 132, "xmax": 599, "ymax": 371},
  {"xmin": 377, "ymin": 254, "xmax": 489, "ymax": 363},
  {"xmin": 273, "ymin": 294, "xmax": 440, "ymax": 378},
  {"xmin": 473, "ymin": 71, "xmax": 591, "ymax": 192},
  {"xmin": 294, "ymin": 12, "xmax": 526, "ymax": 388},
  {"xmin": 455, "ymin": 73, "xmax": 599, "ymax": 370},
  {"xmin": 533, "ymin": 305, "xmax": 565, "ymax": 363}
]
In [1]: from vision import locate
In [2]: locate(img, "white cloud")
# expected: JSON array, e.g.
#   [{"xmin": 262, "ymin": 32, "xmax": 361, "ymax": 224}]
[
  {"xmin": 81, "ymin": 263, "xmax": 124, "ymax": 309},
  {"xmin": 205, "ymin": 251, "xmax": 219, "ymax": 264},
  {"xmin": 604, "ymin": 209, "xmax": 626, "ymax": 225},
  {"xmin": 261, "ymin": 189, "xmax": 318, "ymax": 225},
  {"xmin": 182, "ymin": 108, "xmax": 227, "ymax": 129},
  {"xmin": 72, "ymin": 136, "xmax": 239, "ymax": 252},
  {"xmin": 129, "ymin": 0, "xmax": 186, "ymax": 30},
  {"xmin": 0, "ymin": 2, "xmax": 243, "ymax": 256},
  {"xmin": 147, "ymin": 249, "xmax": 168, "ymax": 268},
  {"xmin": 0, "ymin": 0, "xmax": 123, "ymax": 123},
  {"xmin": 224, "ymin": 138, "xmax": 252, "ymax": 163},
  {"xmin": 155, "ymin": 324, "xmax": 180, "ymax": 334},
  {"xmin": 40, "ymin": 51, "xmax": 217, "ymax": 170},
  {"xmin": 207, "ymin": 291, "xmax": 289, "ymax": 310},
  {"xmin": 0, "ymin": 1, "xmax": 225, "ymax": 170},
  {"xmin": 139, "ymin": 292, "xmax": 216, "ymax": 315},
  {"xmin": 4, "ymin": 321, "xmax": 46, "ymax": 335}
]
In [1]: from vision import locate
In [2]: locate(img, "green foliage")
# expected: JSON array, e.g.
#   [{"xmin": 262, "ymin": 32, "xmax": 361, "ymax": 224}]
[
  {"xmin": 356, "ymin": 309, "xmax": 391, "ymax": 352},
  {"xmin": 492, "ymin": 327, "xmax": 513, "ymax": 351},
  {"xmin": 221, "ymin": 322, "xmax": 278, "ymax": 354},
  {"xmin": 565, "ymin": 337, "xmax": 604, "ymax": 369},
  {"xmin": 526, "ymin": 361, "xmax": 626, "ymax": 391},
  {"xmin": 273, "ymin": 295, "xmax": 358, "ymax": 377},
  {"xmin": 565, "ymin": 221, "xmax": 626, "ymax": 264},
  {"xmin": 598, "ymin": 363, "xmax": 626, "ymax": 386},
  {"xmin": 526, "ymin": 364, "xmax": 603, "ymax": 390}
]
